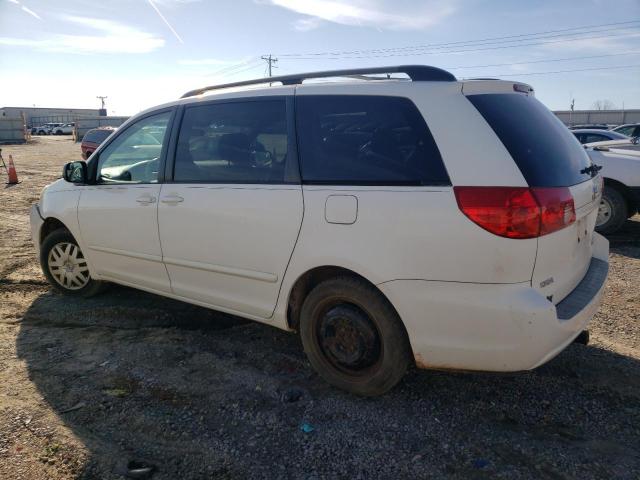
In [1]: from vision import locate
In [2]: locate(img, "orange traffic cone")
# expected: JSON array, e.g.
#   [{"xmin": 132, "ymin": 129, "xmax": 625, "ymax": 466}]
[{"xmin": 6, "ymin": 154, "xmax": 19, "ymax": 184}]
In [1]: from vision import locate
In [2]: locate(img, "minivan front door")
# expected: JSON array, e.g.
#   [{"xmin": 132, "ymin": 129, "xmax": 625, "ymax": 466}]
[
  {"xmin": 158, "ymin": 98, "xmax": 303, "ymax": 318},
  {"xmin": 78, "ymin": 110, "xmax": 173, "ymax": 292}
]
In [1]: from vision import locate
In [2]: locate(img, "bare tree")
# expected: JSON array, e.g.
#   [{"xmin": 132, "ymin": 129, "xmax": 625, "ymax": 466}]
[{"xmin": 591, "ymin": 99, "xmax": 616, "ymax": 110}]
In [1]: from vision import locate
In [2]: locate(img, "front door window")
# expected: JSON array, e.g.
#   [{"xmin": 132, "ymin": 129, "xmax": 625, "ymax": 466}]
[{"xmin": 97, "ymin": 112, "xmax": 171, "ymax": 183}]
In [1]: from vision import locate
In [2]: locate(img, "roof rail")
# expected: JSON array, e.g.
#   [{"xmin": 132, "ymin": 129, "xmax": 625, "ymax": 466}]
[{"xmin": 180, "ymin": 65, "xmax": 456, "ymax": 98}]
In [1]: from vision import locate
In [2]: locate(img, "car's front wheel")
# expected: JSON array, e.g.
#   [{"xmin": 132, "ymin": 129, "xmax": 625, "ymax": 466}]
[
  {"xmin": 40, "ymin": 229, "xmax": 105, "ymax": 297},
  {"xmin": 596, "ymin": 186, "xmax": 628, "ymax": 235},
  {"xmin": 300, "ymin": 276, "xmax": 411, "ymax": 396}
]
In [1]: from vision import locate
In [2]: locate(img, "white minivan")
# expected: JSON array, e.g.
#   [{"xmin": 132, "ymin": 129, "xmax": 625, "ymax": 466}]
[{"xmin": 31, "ymin": 66, "xmax": 609, "ymax": 396}]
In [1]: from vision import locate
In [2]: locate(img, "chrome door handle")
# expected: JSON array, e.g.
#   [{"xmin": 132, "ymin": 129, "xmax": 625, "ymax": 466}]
[
  {"xmin": 136, "ymin": 195, "xmax": 156, "ymax": 205},
  {"xmin": 160, "ymin": 195, "xmax": 184, "ymax": 205}
]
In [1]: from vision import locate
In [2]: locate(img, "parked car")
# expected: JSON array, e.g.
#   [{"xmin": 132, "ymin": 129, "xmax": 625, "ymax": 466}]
[
  {"xmin": 51, "ymin": 123, "xmax": 74, "ymax": 135},
  {"xmin": 568, "ymin": 124, "xmax": 611, "ymax": 130},
  {"xmin": 80, "ymin": 127, "xmax": 117, "ymax": 159},
  {"xmin": 30, "ymin": 66, "xmax": 609, "ymax": 396},
  {"xmin": 611, "ymin": 123, "xmax": 640, "ymax": 138},
  {"xmin": 33, "ymin": 123, "xmax": 59, "ymax": 135},
  {"xmin": 585, "ymin": 139, "xmax": 640, "ymax": 234},
  {"xmin": 572, "ymin": 128, "xmax": 629, "ymax": 144}
]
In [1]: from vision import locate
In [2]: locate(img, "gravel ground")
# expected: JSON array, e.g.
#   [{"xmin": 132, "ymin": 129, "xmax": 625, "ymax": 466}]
[{"xmin": 0, "ymin": 136, "xmax": 639, "ymax": 479}]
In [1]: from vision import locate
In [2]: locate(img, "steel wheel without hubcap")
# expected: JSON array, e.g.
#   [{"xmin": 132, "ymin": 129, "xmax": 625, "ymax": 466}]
[
  {"xmin": 300, "ymin": 276, "xmax": 412, "ymax": 396},
  {"xmin": 596, "ymin": 197, "xmax": 612, "ymax": 228},
  {"xmin": 317, "ymin": 304, "xmax": 382, "ymax": 375},
  {"xmin": 47, "ymin": 242, "xmax": 90, "ymax": 290}
]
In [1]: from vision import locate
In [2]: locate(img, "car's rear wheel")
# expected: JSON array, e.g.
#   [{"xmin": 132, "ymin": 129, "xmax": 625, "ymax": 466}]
[
  {"xmin": 40, "ymin": 229, "xmax": 105, "ymax": 297},
  {"xmin": 300, "ymin": 276, "xmax": 411, "ymax": 396},
  {"xmin": 596, "ymin": 186, "xmax": 627, "ymax": 235}
]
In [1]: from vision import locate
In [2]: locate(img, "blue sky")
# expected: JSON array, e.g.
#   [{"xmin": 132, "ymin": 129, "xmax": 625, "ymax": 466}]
[{"xmin": 1, "ymin": 0, "xmax": 639, "ymax": 115}]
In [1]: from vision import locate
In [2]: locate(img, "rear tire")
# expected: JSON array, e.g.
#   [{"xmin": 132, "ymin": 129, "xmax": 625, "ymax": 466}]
[
  {"xmin": 596, "ymin": 186, "xmax": 627, "ymax": 235},
  {"xmin": 40, "ymin": 229, "xmax": 106, "ymax": 297},
  {"xmin": 299, "ymin": 276, "xmax": 411, "ymax": 396}
]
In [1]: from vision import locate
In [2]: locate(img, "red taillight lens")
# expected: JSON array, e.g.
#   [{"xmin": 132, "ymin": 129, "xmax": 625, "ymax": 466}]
[
  {"xmin": 531, "ymin": 187, "xmax": 576, "ymax": 235},
  {"xmin": 454, "ymin": 186, "xmax": 575, "ymax": 239}
]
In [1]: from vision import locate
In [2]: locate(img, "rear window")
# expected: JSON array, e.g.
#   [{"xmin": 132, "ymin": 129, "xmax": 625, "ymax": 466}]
[
  {"xmin": 468, "ymin": 94, "xmax": 592, "ymax": 187},
  {"xmin": 84, "ymin": 129, "xmax": 113, "ymax": 144},
  {"xmin": 296, "ymin": 95, "xmax": 450, "ymax": 185}
]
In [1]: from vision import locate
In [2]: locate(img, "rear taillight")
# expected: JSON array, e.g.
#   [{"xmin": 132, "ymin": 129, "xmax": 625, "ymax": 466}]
[
  {"xmin": 531, "ymin": 187, "xmax": 576, "ymax": 235},
  {"xmin": 454, "ymin": 186, "xmax": 575, "ymax": 239}
]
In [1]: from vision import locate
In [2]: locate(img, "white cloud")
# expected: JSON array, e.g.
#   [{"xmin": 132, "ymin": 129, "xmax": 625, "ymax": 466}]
[
  {"xmin": 261, "ymin": 0, "xmax": 457, "ymax": 30},
  {"xmin": 293, "ymin": 17, "xmax": 324, "ymax": 32},
  {"xmin": 0, "ymin": 15, "xmax": 165, "ymax": 54}
]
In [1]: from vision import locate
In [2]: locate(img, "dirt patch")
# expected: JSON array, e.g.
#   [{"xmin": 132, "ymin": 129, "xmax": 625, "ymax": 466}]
[{"xmin": 1, "ymin": 137, "xmax": 639, "ymax": 479}]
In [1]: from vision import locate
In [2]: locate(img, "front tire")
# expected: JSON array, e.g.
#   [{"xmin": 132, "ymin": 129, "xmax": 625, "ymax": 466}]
[
  {"xmin": 596, "ymin": 186, "xmax": 627, "ymax": 235},
  {"xmin": 40, "ymin": 229, "xmax": 105, "ymax": 297},
  {"xmin": 300, "ymin": 276, "xmax": 411, "ymax": 396}
]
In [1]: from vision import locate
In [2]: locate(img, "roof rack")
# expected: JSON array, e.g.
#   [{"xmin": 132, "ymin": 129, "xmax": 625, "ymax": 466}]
[{"xmin": 180, "ymin": 65, "xmax": 456, "ymax": 99}]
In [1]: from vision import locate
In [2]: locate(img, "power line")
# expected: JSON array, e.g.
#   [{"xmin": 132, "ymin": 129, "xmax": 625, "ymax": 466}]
[
  {"xmin": 277, "ymin": 19, "xmax": 640, "ymax": 57},
  {"xmin": 479, "ymin": 64, "xmax": 640, "ymax": 77},
  {"xmin": 216, "ymin": 62, "xmax": 264, "ymax": 78},
  {"xmin": 445, "ymin": 51, "xmax": 640, "ymax": 70},
  {"xmin": 281, "ymin": 30, "xmax": 640, "ymax": 60},
  {"xmin": 207, "ymin": 58, "xmax": 262, "ymax": 76}
]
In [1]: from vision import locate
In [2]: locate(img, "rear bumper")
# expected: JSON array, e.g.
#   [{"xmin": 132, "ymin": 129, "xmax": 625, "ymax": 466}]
[
  {"xmin": 378, "ymin": 233, "xmax": 609, "ymax": 372},
  {"xmin": 30, "ymin": 203, "xmax": 44, "ymax": 258}
]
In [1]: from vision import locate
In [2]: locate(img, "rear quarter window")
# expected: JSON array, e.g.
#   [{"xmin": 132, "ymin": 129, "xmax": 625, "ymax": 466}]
[
  {"xmin": 468, "ymin": 94, "xmax": 592, "ymax": 187},
  {"xmin": 296, "ymin": 95, "xmax": 450, "ymax": 185}
]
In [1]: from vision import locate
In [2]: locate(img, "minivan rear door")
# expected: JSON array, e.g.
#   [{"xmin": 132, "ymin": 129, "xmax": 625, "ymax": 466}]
[
  {"xmin": 158, "ymin": 95, "xmax": 303, "ymax": 319},
  {"xmin": 467, "ymin": 89, "xmax": 600, "ymax": 303}
]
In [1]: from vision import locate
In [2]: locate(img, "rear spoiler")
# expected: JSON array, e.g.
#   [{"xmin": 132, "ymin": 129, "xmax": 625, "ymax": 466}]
[{"xmin": 462, "ymin": 79, "xmax": 534, "ymax": 96}]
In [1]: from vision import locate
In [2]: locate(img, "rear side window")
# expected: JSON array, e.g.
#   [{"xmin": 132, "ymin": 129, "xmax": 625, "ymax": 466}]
[
  {"xmin": 615, "ymin": 126, "xmax": 634, "ymax": 136},
  {"xmin": 296, "ymin": 95, "xmax": 450, "ymax": 185},
  {"xmin": 468, "ymin": 94, "xmax": 592, "ymax": 187},
  {"xmin": 173, "ymin": 100, "xmax": 289, "ymax": 184},
  {"xmin": 84, "ymin": 129, "xmax": 113, "ymax": 144},
  {"xmin": 584, "ymin": 134, "xmax": 607, "ymax": 144}
]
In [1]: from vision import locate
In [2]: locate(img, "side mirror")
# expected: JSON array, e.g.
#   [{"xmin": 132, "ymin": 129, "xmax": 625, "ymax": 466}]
[{"xmin": 63, "ymin": 161, "xmax": 88, "ymax": 184}]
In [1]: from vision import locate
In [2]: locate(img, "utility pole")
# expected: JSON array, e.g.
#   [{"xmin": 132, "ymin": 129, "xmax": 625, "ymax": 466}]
[
  {"xmin": 96, "ymin": 96, "xmax": 108, "ymax": 110},
  {"xmin": 569, "ymin": 98, "xmax": 575, "ymax": 126},
  {"xmin": 261, "ymin": 54, "xmax": 278, "ymax": 78}
]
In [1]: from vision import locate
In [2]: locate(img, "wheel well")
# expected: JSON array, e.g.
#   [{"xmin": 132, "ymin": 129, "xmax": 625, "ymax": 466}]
[
  {"xmin": 40, "ymin": 218, "xmax": 68, "ymax": 244},
  {"xmin": 285, "ymin": 266, "xmax": 392, "ymax": 328},
  {"xmin": 604, "ymin": 178, "xmax": 636, "ymax": 214}
]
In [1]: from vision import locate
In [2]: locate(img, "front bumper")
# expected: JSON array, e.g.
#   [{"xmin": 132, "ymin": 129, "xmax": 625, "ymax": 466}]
[
  {"xmin": 378, "ymin": 233, "xmax": 609, "ymax": 372},
  {"xmin": 30, "ymin": 203, "xmax": 44, "ymax": 258}
]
